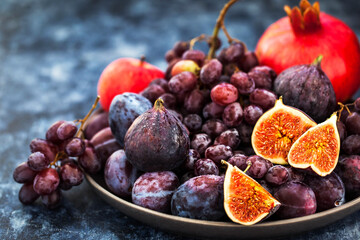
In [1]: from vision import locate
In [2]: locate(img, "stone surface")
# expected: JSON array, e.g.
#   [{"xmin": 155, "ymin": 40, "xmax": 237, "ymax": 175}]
[{"xmin": 0, "ymin": 0, "xmax": 359, "ymax": 239}]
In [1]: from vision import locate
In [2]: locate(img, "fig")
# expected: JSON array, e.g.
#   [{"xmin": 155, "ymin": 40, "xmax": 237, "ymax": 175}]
[
  {"xmin": 222, "ymin": 161, "xmax": 280, "ymax": 225},
  {"xmin": 288, "ymin": 114, "xmax": 340, "ymax": 176},
  {"xmin": 252, "ymin": 98, "xmax": 316, "ymax": 164},
  {"xmin": 124, "ymin": 98, "xmax": 190, "ymax": 172},
  {"xmin": 273, "ymin": 57, "xmax": 337, "ymax": 123}
]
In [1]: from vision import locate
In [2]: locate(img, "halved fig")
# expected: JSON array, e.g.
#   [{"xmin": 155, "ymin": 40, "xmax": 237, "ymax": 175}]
[
  {"xmin": 222, "ymin": 161, "xmax": 280, "ymax": 225},
  {"xmin": 288, "ymin": 114, "xmax": 340, "ymax": 176},
  {"xmin": 252, "ymin": 98, "xmax": 316, "ymax": 164}
]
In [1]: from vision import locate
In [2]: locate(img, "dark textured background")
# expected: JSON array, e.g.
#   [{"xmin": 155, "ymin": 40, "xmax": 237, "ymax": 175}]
[{"xmin": 0, "ymin": 0, "xmax": 359, "ymax": 239}]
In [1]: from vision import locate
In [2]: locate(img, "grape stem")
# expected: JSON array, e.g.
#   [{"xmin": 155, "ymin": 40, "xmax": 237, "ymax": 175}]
[
  {"xmin": 207, "ymin": 0, "xmax": 239, "ymax": 60},
  {"xmin": 50, "ymin": 151, "xmax": 67, "ymax": 167},
  {"xmin": 75, "ymin": 96, "xmax": 100, "ymax": 138},
  {"xmin": 189, "ymin": 34, "xmax": 207, "ymax": 50},
  {"xmin": 336, "ymin": 102, "xmax": 353, "ymax": 121},
  {"xmin": 243, "ymin": 160, "xmax": 252, "ymax": 173}
]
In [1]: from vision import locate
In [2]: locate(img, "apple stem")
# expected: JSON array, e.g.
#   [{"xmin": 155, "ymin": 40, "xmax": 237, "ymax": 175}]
[
  {"xmin": 207, "ymin": 0, "xmax": 239, "ymax": 60},
  {"xmin": 75, "ymin": 96, "xmax": 100, "ymax": 138},
  {"xmin": 140, "ymin": 55, "xmax": 146, "ymax": 67}
]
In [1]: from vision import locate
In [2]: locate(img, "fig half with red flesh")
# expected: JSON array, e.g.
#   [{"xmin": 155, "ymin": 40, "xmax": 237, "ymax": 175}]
[
  {"xmin": 252, "ymin": 98, "xmax": 316, "ymax": 165},
  {"xmin": 288, "ymin": 114, "xmax": 340, "ymax": 176}
]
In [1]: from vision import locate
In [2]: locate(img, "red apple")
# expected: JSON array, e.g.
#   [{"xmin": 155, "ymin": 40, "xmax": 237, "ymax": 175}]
[{"xmin": 97, "ymin": 58, "xmax": 165, "ymax": 111}]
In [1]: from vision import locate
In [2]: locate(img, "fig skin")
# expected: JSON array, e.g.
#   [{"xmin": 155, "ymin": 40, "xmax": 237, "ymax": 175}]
[
  {"xmin": 274, "ymin": 60, "xmax": 336, "ymax": 123},
  {"xmin": 124, "ymin": 98, "xmax": 190, "ymax": 172}
]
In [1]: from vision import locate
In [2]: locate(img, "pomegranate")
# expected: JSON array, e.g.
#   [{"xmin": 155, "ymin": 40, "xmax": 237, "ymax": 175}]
[{"xmin": 256, "ymin": 0, "xmax": 360, "ymax": 102}]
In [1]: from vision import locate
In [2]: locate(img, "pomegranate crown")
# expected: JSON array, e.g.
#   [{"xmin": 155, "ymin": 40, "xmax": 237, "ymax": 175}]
[{"xmin": 284, "ymin": 0, "xmax": 321, "ymax": 32}]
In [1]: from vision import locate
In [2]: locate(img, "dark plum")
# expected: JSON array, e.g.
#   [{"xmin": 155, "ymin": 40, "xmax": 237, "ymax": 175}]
[
  {"xmin": 230, "ymin": 72, "xmax": 255, "ymax": 95},
  {"xmin": 65, "ymin": 137, "xmax": 85, "ymax": 157},
  {"xmin": 248, "ymin": 66, "xmax": 276, "ymax": 90},
  {"xmin": 274, "ymin": 181, "xmax": 317, "ymax": 219},
  {"xmin": 336, "ymin": 155, "xmax": 360, "ymax": 198},
  {"xmin": 243, "ymin": 105, "xmax": 263, "ymax": 126},
  {"xmin": 105, "ymin": 150, "xmax": 139, "ymax": 198},
  {"xmin": 246, "ymin": 155, "xmax": 273, "ymax": 179},
  {"xmin": 78, "ymin": 147, "xmax": 102, "ymax": 174},
  {"xmin": 205, "ymin": 145, "xmax": 233, "ymax": 166},
  {"xmin": 125, "ymin": 99, "xmax": 190, "ymax": 172},
  {"xmin": 342, "ymin": 135, "xmax": 360, "ymax": 155},
  {"xmin": 90, "ymin": 127, "xmax": 113, "ymax": 147},
  {"xmin": 41, "ymin": 190, "xmax": 61, "ymax": 209},
  {"xmin": 180, "ymin": 171, "xmax": 196, "ymax": 184},
  {"xmin": 33, "ymin": 168, "xmax": 60, "ymax": 195},
  {"xmin": 159, "ymin": 93, "xmax": 177, "ymax": 109},
  {"xmin": 92, "ymin": 132, "xmax": 121, "ymax": 166},
  {"xmin": 13, "ymin": 162, "xmax": 38, "ymax": 183},
  {"xmin": 183, "ymin": 114, "xmax": 202, "ymax": 132},
  {"xmin": 194, "ymin": 158, "xmax": 219, "ymax": 176},
  {"xmin": 84, "ymin": 112, "xmax": 109, "ymax": 140},
  {"xmin": 171, "ymin": 175, "xmax": 224, "ymax": 220},
  {"xmin": 140, "ymin": 84, "xmax": 165, "ymax": 103},
  {"xmin": 258, "ymin": 180, "xmax": 274, "ymax": 195},
  {"xmin": 214, "ymin": 128, "xmax": 240, "ymax": 149},
  {"xmin": 28, "ymin": 152, "xmax": 50, "ymax": 171},
  {"xmin": 203, "ymin": 102, "xmax": 224, "ymax": 119},
  {"xmin": 109, "ymin": 93, "xmax": 152, "ymax": 147},
  {"xmin": 249, "ymin": 89, "xmax": 277, "ymax": 111},
  {"xmin": 30, "ymin": 138, "xmax": 57, "ymax": 163},
  {"xmin": 182, "ymin": 50, "xmax": 205, "ymax": 66},
  {"xmin": 210, "ymin": 83, "xmax": 238, "ymax": 106},
  {"xmin": 286, "ymin": 167, "xmax": 306, "ymax": 182},
  {"xmin": 200, "ymin": 59, "xmax": 222, "ymax": 85},
  {"xmin": 168, "ymin": 72, "xmax": 197, "ymax": 94},
  {"xmin": 185, "ymin": 149, "xmax": 201, "ymax": 170},
  {"xmin": 46, "ymin": 120, "xmax": 65, "ymax": 144},
  {"xmin": 265, "ymin": 165, "xmax": 290, "ymax": 186},
  {"xmin": 201, "ymin": 119, "xmax": 227, "ymax": 139},
  {"xmin": 59, "ymin": 162, "xmax": 84, "ymax": 187},
  {"xmin": 19, "ymin": 183, "xmax": 39, "ymax": 205},
  {"xmin": 345, "ymin": 112, "xmax": 360, "ymax": 135},
  {"xmin": 57, "ymin": 121, "xmax": 77, "ymax": 140},
  {"xmin": 222, "ymin": 102, "xmax": 243, "ymax": 127},
  {"xmin": 304, "ymin": 172, "xmax": 345, "ymax": 211},
  {"xmin": 191, "ymin": 133, "xmax": 212, "ymax": 155},
  {"xmin": 184, "ymin": 89, "xmax": 205, "ymax": 114},
  {"xmin": 132, "ymin": 171, "xmax": 179, "ymax": 213}
]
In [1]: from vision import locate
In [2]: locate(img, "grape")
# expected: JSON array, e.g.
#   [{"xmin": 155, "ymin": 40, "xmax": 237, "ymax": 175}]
[
  {"xmin": 149, "ymin": 78, "xmax": 169, "ymax": 92},
  {"xmin": 200, "ymin": 59, "xmax": 222, "ymax": 85},
  {"xmin": 173, "ymin": 41, "xmax": 190, "ymax": 57},
  {"xmin": 236, "ymin": 123, "xmax": 253, "ymax": 145},
  {"xmin": 13, "ymin": 162, "xmax": 38, "ymax": 183},
  {"xmin": 46, "ymin": 120, "xmax": 65, "ymax": 144},
  {"xmin": 168, "ymin": 109, "xmax": 183, "ymax": 122},
  {"xmin": 246, "ymin": 155, "xmax": 273, "ymax": 179},
  {"xmin": 210, "ymin": 83, "xmax": 238, "ymax": 106},
  {"xmin": 57, "ymin": 121, "xmax": 77, "ymax": 140},
  {"xmin": 65, "ymin": 137, "xmax": 85, "ymax": 157},
  {"xmin": 336, "ymin": 155, "xmax": 360, "ymax": 198},
  {"xmin": 304, "ymin": 172, "xmax": 345, "ymax": 211},
  {"xmin": 180, "ymin": 171, "xmax": 196, "ymax": 184},
  {"xmin": 239, "ymin": 51, "xmax": 258, "ymax": 72},
  {"xmin": 30, "ymin": 138, "xmax": 57, "ymax": 162},
  {"xmin": 84, "ymin": 112, "xmax": 109, "ymax": 140},
  {"xmin": 19, "ymin": 183, "xmax": 39, "ymax": 204},
  {"xmin": 168, "ymin": 72, "xmax": 197, "ymax": 94},
  {"xmin": 243, "ymin": 104, "xmax": 263, "ymax": 126},
  {"xmin": 205, "ymin": 144, "xmax": 233, "ymax": 165},
  {"xmin": 132, "ymin": 171, "xmax": 179, "ymax": 213},
  {"xmin": 165, "ymin": 59, "xmax": 180, "ymax": 80},
  {"xmin": 27, "ymin": 152, "xmax": 50, "ymax": 171},
  {"xmin": 194, "ymin": 158, "xmax": 219, "ymax": 176},
  {"xmin": 183, "ymin": 114, "xmax": 202, "ymax": 132},
  {"xmin": 33, "ymin": 168, "xmax": 60, "ymax": 195},
  {"xmin": 182, "ymin": 50, "xmax": 205, "ymax": 66},
  {"xmin": 342, "ymin": 135, "xmax": 360, "ymax": 155},
  {"xmin": 274, "ymin": 181, "xmax": 317, "ymax": 219},
  {"xmin": 78, "ymin": 146, "xmax": 102, "ymax": 174},
  {"xmin": 184, "ymin": 89, "xmax": 205, "ymax": 114},
  {"xmin": 219, "ymin": 75, "xmax": 230, "ymax": 83},
  {"xmin": 222, "ymin": 102, "xmax": 243, "ymax": 127},
  {"xmin": 222, "ymin": 42, "xmax": 245, "ymax": 63},
  {"xmin": 159, "ymin": 93, "xmax": 177, "ymax": 109},
  {"xmin": 201, "ymin": 119, "xmax": 227, "ymax": 138},
  {"xmin": 230, "ymin": 72, "xmax": 255, "ymax": 95},
  {"xmin": 104, "ymin": 150, "xmax": 138, "ymax": 198},
  {"xmin": 109, "ymin": 93, "xmax": 152, "ymax": 147},
  {"xmin": 227, "ymin": 154, "xmax": 248, "ymax": 170},
  {"xmin": 60, "ymin": 162, "xmax": 84, "ymax": 187},
  {"xmin": 41, "ymin": 189, "xmax": 61, "ymax": 209},
  {"xmin": 202, "ymin": 102, "xmax": 224, "ymax": 119},
  {"xmin": 223, "ymin": 63, "xmax": 237, "ymax": 76},
  {"xmin": 336, "ymin": 121, "xmax": 347, "ymax": 142},
  {"xmin": 165, "ymin": 49, "xmax": 177, "ymax": 63},
  {"xmin": 191, "ymin": 133, "xmax": 212, "ymax": 155},
  {"xmin": 185, "ymin": 149, "xmax": 201, "ymax": 170},
  {"xmin": 214, "ymin": 128, "xmax": 240, "ymax": 149},
  {"xmin": 345, "ymin": 112, "xmax": 360, "ymax": 135},
  {"xmin": 249, "ymin": 88, "xmax": 277, "ymax": 110},
  {"xmin": 354, "ymin": 98, "xmax": 360, "ymax": 111},
  {"xmin": 248, "ymin": 66, "xmax": 276, "ymax": 90},
  {"xmin": 171, "ymin": 175, "xmax": 224, "ymax": 220},
  {"xmin": 140, "ymin": 84, "xmax": 165, "ymax": 103},
  {"xmin": 265, "ymin": 165, "xmax": 290, "ymax": 186},
  {"xmin": 240, "ymin": 146, "xmax": 255, "ymax": 156}
]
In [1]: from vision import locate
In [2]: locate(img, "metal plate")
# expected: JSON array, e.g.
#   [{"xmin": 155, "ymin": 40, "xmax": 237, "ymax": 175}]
[{"xmin": 85, "ymin": 173, "xmax": 360, "ymax": 239}]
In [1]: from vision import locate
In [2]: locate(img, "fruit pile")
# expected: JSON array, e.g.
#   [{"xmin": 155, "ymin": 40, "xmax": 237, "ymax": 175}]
[{"xmin": 12, "ymin": 0, "xmax": 360, "ymax": 226}]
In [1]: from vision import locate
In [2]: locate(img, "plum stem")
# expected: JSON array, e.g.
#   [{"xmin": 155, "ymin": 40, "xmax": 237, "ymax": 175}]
[
  {"xmin": 75, "ymin": 96, "xmax": 100, "ymax": 138},
  {"xmin": 207, "ymin": 0, "xmax": 239, "ymax": 60}
]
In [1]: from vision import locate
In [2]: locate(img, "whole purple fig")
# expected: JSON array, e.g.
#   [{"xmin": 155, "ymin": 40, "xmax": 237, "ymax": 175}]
[{"xmin": 125, "ymin": 98, "xmax": 190, "ymax": 172}]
